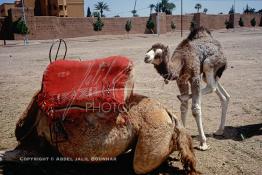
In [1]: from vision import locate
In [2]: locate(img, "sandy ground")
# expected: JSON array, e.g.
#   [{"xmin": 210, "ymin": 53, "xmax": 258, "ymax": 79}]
[{"xmin": 0, "ymin": 27, "xmax": 262, "ymax": 174}]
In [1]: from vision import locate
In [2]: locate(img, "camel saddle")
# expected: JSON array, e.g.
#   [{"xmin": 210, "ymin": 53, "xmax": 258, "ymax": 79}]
[{"xmin": 37, "ymin": 56, "xmax": 134, "ymax": 121}]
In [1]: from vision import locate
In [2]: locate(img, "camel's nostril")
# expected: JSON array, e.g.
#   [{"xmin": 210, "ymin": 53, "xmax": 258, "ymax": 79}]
[
  {"xmin": 172, "ymin": 75, "xmax": 178, "ymax": 80},
  {"xmin": 144, "ymin": 56, "xmax": 150, "ymax": 63}
]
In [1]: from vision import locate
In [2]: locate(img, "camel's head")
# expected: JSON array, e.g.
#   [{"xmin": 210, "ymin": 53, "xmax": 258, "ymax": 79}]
[{"xmin": 144, "ymin": 43, "xmax": 169, "ymax": 65}]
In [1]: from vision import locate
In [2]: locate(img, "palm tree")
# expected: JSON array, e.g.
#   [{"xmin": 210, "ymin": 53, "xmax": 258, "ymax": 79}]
[
  {"xmin": 94, "ymin": 1, "xmax": 109, "ymax": 17},
  {"xmin": 131, "ymin": 9, "xmax": 138, "ymax": 17},
  {"xmin": 154, "ymin": 0, "xmax": 176, "ymax": 15},
  {"xmin": 155, "ymin": 3, "xmax": 162, "ymax": 12},
  {"xmin": 149, "ymin": 4, "xmax": 155, "ymax": 14},
  {"xmin": 203, "ymin": 8, "xmax": 208, "ymax": 14},
  {"xmin": 165, "ymin": 1, "xmax": 176, "ymax": 15},
  {"xmin": 195, "ymin": 3, "xmax": 202, "ymax": 13}
]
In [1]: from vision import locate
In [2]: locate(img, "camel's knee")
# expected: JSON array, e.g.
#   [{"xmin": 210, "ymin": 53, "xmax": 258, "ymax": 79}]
[
  {"xmin": 180, "ymin": 101, "xmax": 189, "ymax": 112},
  {"xmin": 225, "ymin": 94, "xmax": 231, "ymax": 102},
  {"xmin": 217, "ymin": 90, "xmax": 230, "ymax": 104},
  {"xmin": 181, "ymin": 103, "xmax": 188, "ymax": 127},
  {"xmin": 207, "ymin": 85, "xmax": 217, "ymax": 93},
  {"xmin": 210, "ymin": 86, "xmax": 217, "ymax": 93},
  {"xmin": 191, "ymin": 104, "xmax": 201, "ymax": 117}
]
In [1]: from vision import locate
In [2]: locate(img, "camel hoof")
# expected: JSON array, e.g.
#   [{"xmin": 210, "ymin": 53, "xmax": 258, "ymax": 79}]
[
  {"xmin": 197, "ymin": 143, "xmax": 210, "ymax": 151},
  {"xmin": 214, "ymin": 129, "xmax": 224, "ymax": 136}
]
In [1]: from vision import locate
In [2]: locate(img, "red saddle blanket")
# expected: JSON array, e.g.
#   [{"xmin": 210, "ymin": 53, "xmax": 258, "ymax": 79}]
[{"xmin": 37, "ymin": 56, "xmax": 134, "ymax": 120}]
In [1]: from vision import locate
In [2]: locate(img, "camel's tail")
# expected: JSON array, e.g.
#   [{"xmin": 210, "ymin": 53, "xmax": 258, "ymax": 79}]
[
  {"xmin": 215, "ymin": 64, "xmax": 227, "ymax": 79},
  {"xmin": 176, "ymin": 127, "xmax": 200, "ymax": 175},
  {"xmin": 165, "ymin": 108, "xmax": 182, "ymax": 129},
  {"xmin": 165, "ymin": 109, "xmax": 200, "ymax": 174}
]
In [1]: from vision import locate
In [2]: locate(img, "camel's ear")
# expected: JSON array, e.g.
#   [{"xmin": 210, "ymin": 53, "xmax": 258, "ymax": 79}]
[{"xmin": 164, "ymin": 45, "xmax": 169, "ymax": 53}]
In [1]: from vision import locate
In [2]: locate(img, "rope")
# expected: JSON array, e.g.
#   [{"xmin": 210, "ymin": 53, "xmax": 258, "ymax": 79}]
[{"xmin": 49, "ymin": 39, "xmax": 68, "ymax": 63}]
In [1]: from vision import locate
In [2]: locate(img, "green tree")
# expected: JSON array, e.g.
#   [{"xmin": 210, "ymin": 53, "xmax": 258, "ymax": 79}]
[
  {"xmin": 225, "ymin": 20, "xmax": 233, "ymax": 29},
  {"xmin": 250, "ymin": 18, "xmax": 256, "ymax": 27},
  {"xmin": 244, "ymin": 4, "xmax": 256, "ymax": 14},
  {"xmin": 146, "ymin": 16, "xmax": 155, "ymax": 34},
  {"xmin": 154, "ymin": 0, "xmax": 176, "ymax": 15},
  {"xmin": 93, "ymin": 16, "xmax": 104, "ymax": 31},
  {"xmin": 195, "ymin": 3, "xmax": 202, "ymax": 13},
  {"xmin": 87, "ymin": 7, "xmax": 92, "ymax": 17},
  {"xmin": 94, "ymin": 1, "xmax": 109, "ymax": 17},
  {"xmin": 171, "ymin": 21, "xmax": 176, "ymax": 32},
  {"xmin": 239, "ymin": 17, "xmax": 244, "ymax": 27},
  {"xmin": 125, "ymin": 20, "xmax": 132, "ymax": 37},
  {"xmin": 203, "ymin": 8, "xmax": 208, "ymax": 14},
  {"xmin": 190, "ymin": 20, "xmax": 197, "ymax": 31},
  {"xmin": 13, "ymin": 18, "xmax": 29, "ymax": 35},
  {"xmin": 229, "ymin": 5, "xmax": 235, "ymax": 14}
]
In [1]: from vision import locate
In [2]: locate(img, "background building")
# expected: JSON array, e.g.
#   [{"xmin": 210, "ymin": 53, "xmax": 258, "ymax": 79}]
[
  {"xmin": 0, "ymin": 3, "xmax": 15, "ymax": 17},
  {"xmin": 0, "ymin": 0, "xmax": 84, "ymax": 17}
]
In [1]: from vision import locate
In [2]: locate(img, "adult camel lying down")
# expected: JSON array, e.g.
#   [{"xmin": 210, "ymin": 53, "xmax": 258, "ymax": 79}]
[{"xmin": 9, "ymin": 92, "xmax": 199, "ymax": 175}]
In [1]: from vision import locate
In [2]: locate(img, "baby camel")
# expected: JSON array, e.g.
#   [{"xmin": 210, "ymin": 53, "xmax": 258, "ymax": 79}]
[{"xmin": 144, "ymin": 27, "xmax": 230, "ymax": 150}]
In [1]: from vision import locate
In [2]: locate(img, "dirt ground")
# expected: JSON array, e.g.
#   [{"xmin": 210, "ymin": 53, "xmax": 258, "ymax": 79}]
[{"xmin": 0, "ymin": 27, "xmax": 262, "ymax": 174}]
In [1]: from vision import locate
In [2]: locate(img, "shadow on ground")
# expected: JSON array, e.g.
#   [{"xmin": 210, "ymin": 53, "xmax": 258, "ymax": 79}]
[
  {"xmin": 192, "ymin": 123, "xmax": 262, "ymax": 141},
  {"xmin": 214, "ymin": 123, "xmax": 262, "ymax": 141},
  {"xmin": 0, "ymin": 152, "xmax": 186, "ymax": 175},
  {"xmin": 192, "ymin": 123, "xmax": 262, "ymax": 142}
]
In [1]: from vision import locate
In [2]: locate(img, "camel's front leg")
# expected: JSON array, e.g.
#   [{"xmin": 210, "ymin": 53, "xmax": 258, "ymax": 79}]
[
  {"xmin": 176, "ymin": 81, "xmax": 190, "ymax": 127},
  {"xmin": 191, "ymin": 76, "xmax": 209, "ymax": 151}
]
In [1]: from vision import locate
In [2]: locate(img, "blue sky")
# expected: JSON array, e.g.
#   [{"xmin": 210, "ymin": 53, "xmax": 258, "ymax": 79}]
[{"xmin": 1, "ymin": 0, "xmax": 262, "ymax": 17}]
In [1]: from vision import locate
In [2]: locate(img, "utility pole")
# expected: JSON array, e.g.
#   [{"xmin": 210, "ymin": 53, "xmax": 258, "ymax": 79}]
[
  {"xmin": 181, "ymin": 0, "xmax": 183, "ymax": 37},
  {"xmin": 234, "ymin": 0, "xmax": 236, "ymax": 13},
  {"xmin": 157, "ymin": 2, "xmax": 160, "ymax": 36},
  {"xmin": 21, "ymin": 0, "xmax": 29, "ymax": 45}
]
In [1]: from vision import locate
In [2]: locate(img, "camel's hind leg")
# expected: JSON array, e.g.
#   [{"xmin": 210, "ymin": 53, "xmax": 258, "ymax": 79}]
[
  {"xmin": 133, "ymin": 109, "xmax": 174, "ymax": 174},
  {"xmin": 177, "ymin": 63, "xmax": 217, "ymax": 102},
  {"xmin": 214, "ymin": 82, "xmax": 230, "ymax": 135},
  {"xmin": 201, "ymin": 64, "xmax": 217, "ymax": 95},
  {"xmin": 177, "ymin": 81, "xmax": 190, "ymax": 127}
]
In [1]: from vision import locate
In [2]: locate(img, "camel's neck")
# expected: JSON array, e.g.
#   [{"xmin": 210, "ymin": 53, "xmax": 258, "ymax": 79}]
[
  {"xmin": 153, "ymin": 49, "xmax": 171, "ymax": 80},
  {"xmin": 168, "ymin": 56, "xmax": 183, "ymax": 77},
  {"xmin": 154, "ymin": 61, "xmax": 169, "ymax": 79}
]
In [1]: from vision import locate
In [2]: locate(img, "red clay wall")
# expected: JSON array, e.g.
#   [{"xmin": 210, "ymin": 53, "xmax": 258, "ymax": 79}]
[
  {"xmin": 4, "ymin": 8, "xmax": 262, "ymax": 40},
  {"xmin": 198, "ymin": 13, "xmax": 230, "ymax": 29},
  {"xmin": 14, "ymin": 13, "xmax": 149, "ymax": 39},
  {"xmin": 234, "ymin": 13, "xmax": 262, "ymax": 27},
  {"xmin": 166, "ymin": 14, "xmax": 194, "ymax": 32}
]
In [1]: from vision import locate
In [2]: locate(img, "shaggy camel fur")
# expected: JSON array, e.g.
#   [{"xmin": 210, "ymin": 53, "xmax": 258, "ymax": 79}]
[
  {"xmin": 8, "ymin": 91, "xmax": 199, "ymax": 175},
  {"xmin": 144, "ymin": 27, "xmax": 230, "ymax": 151}
]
